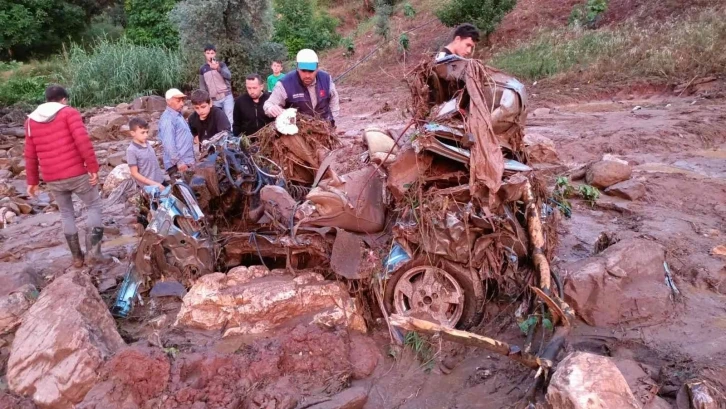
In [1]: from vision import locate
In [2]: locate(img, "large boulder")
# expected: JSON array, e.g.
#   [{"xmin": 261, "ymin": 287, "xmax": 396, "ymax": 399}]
[
  {"xmin": 102, "ymin": 164, "xmax": 131, "ymax": 195},
  {"xmin": 547, "ymin": 352, "xmax": 642, "ymax": 409},
  {"xmin": 7, "ymin": 271, "xmax": 125, "ymax": 409},
  {"xmin": 175, "ymin": 266, "xmax": 366, "ymax": 336},
  {"xmin": 586, "ymin": 159, "xmax": 632, "ymax": 188},
  {"xmin": 77, "ymin": 346, "xmax": 170, "ymax": 409},
  {"xmin": 88, "ymin": 112, "xmax": 127, "ymax": 141},
  {"xmin": 563, "ymin": 239, "xmax": 673, "ymax": 327}
]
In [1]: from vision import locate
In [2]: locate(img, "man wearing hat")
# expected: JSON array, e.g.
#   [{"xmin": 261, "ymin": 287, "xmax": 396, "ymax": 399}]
[
  {"xmin": 264, "ymin": 49, "xmax": 340, "ymax": 126},
  {"xmin": 158, "ymin": 89, "xmax": 195, "ymax": 173}
]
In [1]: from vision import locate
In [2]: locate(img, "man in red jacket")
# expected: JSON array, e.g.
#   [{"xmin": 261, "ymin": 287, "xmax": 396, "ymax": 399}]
[{"xmin": 25, "ymin": 85, "xmax": 107, "ymax": 267}]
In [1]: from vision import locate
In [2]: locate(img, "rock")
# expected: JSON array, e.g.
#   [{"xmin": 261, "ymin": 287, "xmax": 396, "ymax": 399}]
[
  {"xmin": 614, "ymin": 359, "xmax": 660, "ymax": 406},
  {"xmin": 0, "ymin": 197, "xmax": 20, "ymax": 214},
  {"xmin": 175, "ymin": 267, "xmax": 366, "ymax": 335},
  {"xmin": 605, "ymin": 179, "xmax": 646, "ymax": 201},
  {"xmin": 524, "ymin": 133, "xmax": 560, "ymax": 164},
  {"xmin": 130, "ymin": 96, "xmax": 167, "ymax": 112},
  {"xmin": 0, "ymin": 267, "xmax": 42, "ymax": 297},
  {"xmin": 0, "ymin": 284, "xmax": 38, "ymax": 335},
  {"xmin": 106, "ymin": 152, "xmax": 126, "ymax": 168},
  {"xmin": 563, "ymin": 239, "xmax": 672, "ymax": 327},
  {"xmin": 586, "ymin": 160, "xmax": 632, "ymax": 188},
  {"xmin": 0, "ymin": 392, "xmax": 37, "ymax": 409},
  {"xmin": 533, "ymin": 107, "xmax": 552, "ymax": 117},
  {"xmin": 0, "ymin": 169, "xmax": 12, "ymax": 180},
  {"xmin": 547, "ymin": 352, "xmax": 642, "ymax": 409},
  {"xmin": 77, "ymin": 346, "xmax": 170, "ymax": 409},
  {"xmin": 645, "ymin": 397, "xmax": 672, "ymax": 409},
  {"xmin": 115, "ymin": 102, "xmax": 131, "ymax": 112},
  {"xmin": 88, "ymin": 113, "xmax": 128, "ymax": 141},
  {"xmin": 11, "ymin": 158, "xmax": 25, "ymax": 175},
  {"xmin": 349, "ymin": 334, "xmax": 380, "ymax": 379},
  {"xmin": 12, "ymin": 197, "xmax": 32, "ymax": 214},
  {"xmin": 0, "ymin": 149, "xmax": 7, "ymax": 158},
  {"xmin": 307, "ymin": 387, "xmax": 368, "ymax": 409},
  {"xmin": 102, "ymin": 164, "xmax": 131, "ymax": 195},
  {"xmin": 7, "ymin": 271, "xmax": 125, "ymax": 409}
]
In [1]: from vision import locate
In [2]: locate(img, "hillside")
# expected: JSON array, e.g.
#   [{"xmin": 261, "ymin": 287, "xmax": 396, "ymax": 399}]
[{"xmin": 322, "ymin": 0, "xmax": 726, "ymax": 98}]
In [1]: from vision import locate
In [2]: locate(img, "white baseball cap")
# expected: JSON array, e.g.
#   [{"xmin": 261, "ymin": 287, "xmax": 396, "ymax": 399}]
[
  {"xmin": 296, "ymin": 49, "xmax": 319, "ymax": 71},
  {"xmin": 165, "ymin": 88, "xmax": 185, "ymax": 100}
]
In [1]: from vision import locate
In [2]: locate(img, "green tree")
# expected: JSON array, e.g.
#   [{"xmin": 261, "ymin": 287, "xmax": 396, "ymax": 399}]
[
  {"xmin": 171, "ymin": 0, "xmax": 286, "ymax": 88},
  {"xmin": 436, "ymin": 0, "xmax": 517, "ymax": 37},
  {"xmin": 272, "ymin": 0, "xmax": 340, "ymax": 58},
  {"xmin": 0, "ymin": 0, "xmax": 88, "ymax": 59},
  {"xmin": 125, "ymin": 0, "xmax": 179, "ymax": 48}
]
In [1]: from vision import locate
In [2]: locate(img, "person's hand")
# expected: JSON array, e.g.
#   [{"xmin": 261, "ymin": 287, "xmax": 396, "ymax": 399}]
[
  {"xmin": 178, "ymin": 163, "xmax": 188, "ymax": 172},
  {"xmin": 89, "ymin": 173, "xmax": 99, "ymax": 186},
  {"xmin": 267, "ymin": 105, "xmax": 284, "ymax": 118},
  {"xmin": 27, "ymin": 185, "xmax": 39, "ymax": 197},
  {"xmin": 210, "ymin": 60, "xmax": 220, "ymax": 70},
  {"xmin": 194, "ymin": 136, "xmax": 200, "ymax": 145},
  {"xmin": 154, "ymin": 182, "xmax": 165, "ymax": 189}
]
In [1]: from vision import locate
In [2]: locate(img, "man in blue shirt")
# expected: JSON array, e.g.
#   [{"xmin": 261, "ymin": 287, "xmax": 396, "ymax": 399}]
[{"xmin": 159, "ymin": 88, "xmax": 195, "ymax": 172}]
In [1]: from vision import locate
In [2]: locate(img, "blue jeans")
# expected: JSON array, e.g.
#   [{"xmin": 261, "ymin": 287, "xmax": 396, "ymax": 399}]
[{"xmin": 213, "ymin": 94, "xmax": 234, "ymax": 127}]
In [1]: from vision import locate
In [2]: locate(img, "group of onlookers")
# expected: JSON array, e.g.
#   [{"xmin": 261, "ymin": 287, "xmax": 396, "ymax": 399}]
[{"xmin": 22, "ymin": 23, "xmax": 481, "ymax": 267}]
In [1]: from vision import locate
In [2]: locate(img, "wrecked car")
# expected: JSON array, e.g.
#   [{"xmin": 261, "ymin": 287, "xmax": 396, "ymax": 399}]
[{"xmin": 114, "ymin": 55, "xmax": 561, "ymax": 337}]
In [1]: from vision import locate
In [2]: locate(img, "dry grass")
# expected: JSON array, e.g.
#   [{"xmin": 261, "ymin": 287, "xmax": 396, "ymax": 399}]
[{"xmin": 491, "ymin": 6, "xmax": 726, "ymax": 84}]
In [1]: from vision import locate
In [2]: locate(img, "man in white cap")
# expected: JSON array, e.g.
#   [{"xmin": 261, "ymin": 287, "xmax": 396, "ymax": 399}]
[
  {"xmin": 158, "ymin": 89, "xmax": 195, "ymax": 172},
  {"xmin": 264, "ymin": 49, "xmax": 340, "ymax": 126}
]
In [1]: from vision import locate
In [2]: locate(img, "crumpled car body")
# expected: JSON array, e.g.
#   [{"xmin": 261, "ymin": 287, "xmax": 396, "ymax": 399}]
[{"xmin": 112, "ymin": 182, "xmax": 214, "ymax": 318}]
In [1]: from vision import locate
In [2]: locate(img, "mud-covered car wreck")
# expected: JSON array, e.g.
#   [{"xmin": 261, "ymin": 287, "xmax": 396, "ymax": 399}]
[{"xmin": 114, "ymin": 55, "xmax": 571, "ymax": 370}]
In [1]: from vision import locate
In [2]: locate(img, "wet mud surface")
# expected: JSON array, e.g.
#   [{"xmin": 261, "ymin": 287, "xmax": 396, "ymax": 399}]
[{"xmin": 0, "ymin": 91, "xmax": 725, "ymax": 408}]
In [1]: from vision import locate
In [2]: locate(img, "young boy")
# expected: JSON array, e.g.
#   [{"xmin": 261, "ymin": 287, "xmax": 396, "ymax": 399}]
[
  {"xmin": 266, "ymin": 60, "xmax": 285, "ymax": 92},
  {"xmin": 126, "ymin": 117, "xmax": 166, "ymax": 189},
  {"xmin": 188, "ymin": 89, "xmax": 231, "ymax": 149}
]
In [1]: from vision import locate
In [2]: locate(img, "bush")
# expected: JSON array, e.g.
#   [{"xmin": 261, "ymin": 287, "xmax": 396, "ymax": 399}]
[
  {"xmin": 272, "ymin": 0, "xmax": 340, "ymax": 58},
  {"xmin": 172, "ymin": 0, "xmax": 286, "ymax": 89},
  {"xmin": 62, "ymin": 39, "xmax": 182, "ymax": 107},
  {"xmin": 569, "ymin": 0, "xmax": 608, "ymax": 28},
  {"xmin": 0, "ymin": 75, "xmax": 48, "ymax": 107},
  {"xmin": 125, "ymin": 0, "xmax": 179, "ymax": 49},
  {"xmin": 398, "ymin": 33, "xmax": 410, "ymax": 52},
  {"xmin": 342, "ymin": 37, "xmax": 356, "ymax": 57},
  {"xmin": 374, "ymin": 0, "xmax": 394, "ymax": 39},
  {"xmin": 403, "ymin": 2, "xmax": 417, "ymax": 19},
  {"xmin": 436, "ymin": 0, "xmax": 517, "ymax": 36},
  {"xmin": 81, "ymin": 14, "xmax": 125, "ymax": 44}
]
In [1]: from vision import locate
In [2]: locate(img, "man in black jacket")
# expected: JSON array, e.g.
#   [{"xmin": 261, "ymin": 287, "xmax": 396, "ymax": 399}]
[{"xmin": 233, "ymin": 74, "xmax": 273, "ymax": 136}]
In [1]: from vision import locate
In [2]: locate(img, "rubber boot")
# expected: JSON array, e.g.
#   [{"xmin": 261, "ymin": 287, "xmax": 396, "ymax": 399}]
[
  {"xmin": 65, "ymin": 233, "xmax": 85, "ymax": 268},
  {"xmin": 85, "ymin": 226, "xmax": 111, "ymax": 264}
]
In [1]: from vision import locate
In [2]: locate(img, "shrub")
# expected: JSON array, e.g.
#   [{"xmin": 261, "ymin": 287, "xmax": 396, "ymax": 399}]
[
  {"xmin": 125, "ymin": 0, "xmax": 179, "ymax": 49},
  {"xmin": 436, "ymin": 0, "xmax": 517, "ymax": 36},
  {"xmin": 374, "ymin": 0, "xmax": 394, "ymax": 39},
  {"xmin": 81, "ymin": 14, "xmax": 125, "ymax": 44},
  {"xmin": 272, "ymin": 0, "xmax": 340, "ymax": 58},
  {"xmin": 342, "ymin": 37, "xmax": 356, "ymax": 57},
  {"xmin": 398, "ymin": 33, "xmax": 410, "ymax": 52},
  {"xmin": 569, "ymin": 0, "xmax": 608, "ymax": 28},
  {"xmin": 0, "ymin": 75, "xmax": 48, "ymax": 107},
  {"xmin": 403, "ymin": 2, "xmax": 416, "ymax": 18},
  {"xmin": 61, "ymin": 39, "xmax": 182, "ymax": 107}
]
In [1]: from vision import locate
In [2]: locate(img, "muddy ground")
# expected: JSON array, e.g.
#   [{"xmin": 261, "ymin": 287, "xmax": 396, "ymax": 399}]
[{"xmin": 1, "ymin": 86, "xmax": 725, "ymax": 408}]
